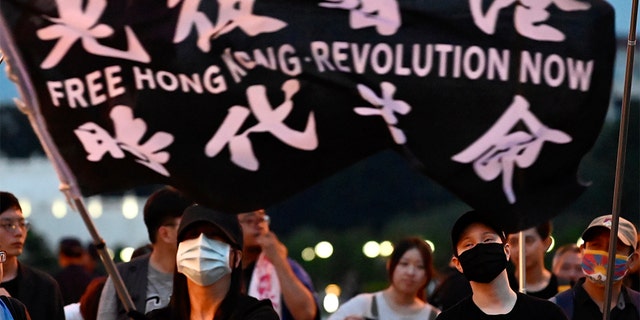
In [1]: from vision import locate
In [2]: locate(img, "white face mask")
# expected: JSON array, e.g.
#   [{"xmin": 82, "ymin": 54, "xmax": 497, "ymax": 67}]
[{"xmin": 176, "ymin": 234, "xmax": 232, "ymax": 286}]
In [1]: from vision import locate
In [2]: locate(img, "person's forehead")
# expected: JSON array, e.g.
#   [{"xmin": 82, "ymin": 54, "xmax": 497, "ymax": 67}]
[
  {"xmin": 0, "ymin": 208, "xmax": 23, "ymax": 219},
  {"xmin": 460, "ymin": 223, "xmax": 499, "ymax": 240},
  {"xmin": 239, "ymin": 209, "xmax": 265, "ymax": 217},
  {"xmin": 560, "ymin": 252, "xmax": 581, "ymax": 262},
  {"xmin": 584, "ymin": 230, "xmax": 629, "ymax": 249},
  {"xmin": 584, "ymin": 228, "xmax": 615, "ymax": 244},
  {"xmin": 508, "ymin": 227, "xmax": 538, "ymax": 239}
]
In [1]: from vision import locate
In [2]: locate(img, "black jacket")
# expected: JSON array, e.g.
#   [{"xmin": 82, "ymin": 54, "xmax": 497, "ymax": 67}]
[
  {"xmin": 11, "ymin": 262, "xmax": 64, "ymax": 320},
  {"xmin": 0, "ymin": 295, "xmax": 31, "ymax": 320}
]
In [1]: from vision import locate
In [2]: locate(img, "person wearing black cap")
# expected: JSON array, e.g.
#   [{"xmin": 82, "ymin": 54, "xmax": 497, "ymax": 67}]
[
  {"xmin": 550, "ymin": 214, "xmax": 640, "ymax": 320},
  {"xmin": 435, "ymin": 210, "xmax": 567, "ymax": 320},
  {"xmin": 146, "ymin": 204, "xmax": 278, "ymax": 320}
]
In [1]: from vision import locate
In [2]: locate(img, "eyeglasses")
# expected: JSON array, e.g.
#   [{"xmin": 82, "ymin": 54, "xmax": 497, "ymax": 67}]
[
  {"xmin": 0, "ymin": 219, "xmax": 30, "ymax": 233},
  {"xmin": 0, "ymin": 251, "xmax": 6, "ymax": 263},
  {"xmin": 238, "ymin": 215, "xmax": 270, "ymax": 226}
]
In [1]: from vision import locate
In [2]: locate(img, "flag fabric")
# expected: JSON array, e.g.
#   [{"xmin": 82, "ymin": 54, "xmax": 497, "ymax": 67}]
[{"xmin": 0, "ymin": 0, "xmax": 615, "ymax": 232}]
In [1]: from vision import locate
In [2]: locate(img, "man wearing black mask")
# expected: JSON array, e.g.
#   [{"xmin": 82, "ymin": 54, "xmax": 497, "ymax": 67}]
[{"xmin": 435, "ymin": 210, "xmax": 567, "ymax": 320}]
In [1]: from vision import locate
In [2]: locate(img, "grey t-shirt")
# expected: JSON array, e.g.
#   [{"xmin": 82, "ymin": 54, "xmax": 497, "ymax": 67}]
[
  {"xmin": 144, "ymin": 264, "xmax": 173, "ymax": 312},
  {"xmin": 97, "ymin": 263, "xmax": 173, "ymax": 320}
]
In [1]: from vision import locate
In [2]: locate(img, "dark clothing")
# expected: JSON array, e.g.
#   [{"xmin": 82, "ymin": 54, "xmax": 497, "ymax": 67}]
[
  {"xmin": 0, "ymin": 295, "xmax": 31, "ymax": 320},
  {"xmin": 431, "ymin": 268, "xmax": 472, "ymax": 311},
  {"xmin": 146, "ymin": 294, "xmax": 279, "ymax": 320},
  {"xmin": 55, "ymin": 264, "xmax": 93, "ymax": 304},
  {"xmin": 115, "ymin": 253, "xmax": 151, "ymax": 320},
  {"xmin": 514, "ymin": 273, "xmax": 559, "ymax": 299},
  {"xmin": 435, "ymin": 292, "xmax": 568, "ymax": 320},
  {"xmin": 1, "ymin": 262, "xmax": 65, "ymax": 320},
  {"xmin": 553, "ymin": 278, "xmax": 640, "ymax": 320}
]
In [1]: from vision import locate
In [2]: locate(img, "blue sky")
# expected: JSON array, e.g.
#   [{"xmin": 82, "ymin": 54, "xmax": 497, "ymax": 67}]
[{"xmin": 0, "ymin": 2, "xmax": 637, "ymax": 104}]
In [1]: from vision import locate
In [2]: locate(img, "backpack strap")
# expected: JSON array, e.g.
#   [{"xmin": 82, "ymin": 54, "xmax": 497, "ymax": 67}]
[
  {"xmin": 551, "ymin": 289, "xmax": 575, "ymax": 319},
  {"xmin": 0, "ymin": 296, "xmax": 17, "ymax": 319},
  {"xmin": 370, "ymin": 293, "xmax": 379, "ymax": 318}
]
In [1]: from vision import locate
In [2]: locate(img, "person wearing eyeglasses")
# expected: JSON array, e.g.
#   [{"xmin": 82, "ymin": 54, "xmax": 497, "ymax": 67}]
[
  {"xmin": 0, "ymin": 191, "xmax": 64, "ymax": 320},
  {"xmin": 0, "ymin": 250, "xmax": 32, "ymax": 320},
  {"xmin": 238, "ymin": 209, "xmax": 320, "ymax": 320}
]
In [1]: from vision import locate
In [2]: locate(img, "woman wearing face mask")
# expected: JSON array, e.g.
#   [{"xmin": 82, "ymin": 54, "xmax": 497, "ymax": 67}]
[
  {"xmin": 146, "ymin": 205, "xmax": 278, "ymax": 320},
  {"xmin": 328, "ymin": 237, "xmax": 440, "ymax": 320}
]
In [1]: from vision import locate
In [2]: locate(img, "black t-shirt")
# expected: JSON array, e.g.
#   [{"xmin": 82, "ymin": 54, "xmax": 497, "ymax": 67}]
[
  {"xmin": 572, "ymin": 279, "xmax": 640, "ymax": 320},
  {"xmin": 527, "ymin": 273, "xmax": 559, "ymax": 299},
  {"xmin": 1, "ymin": 272, "xmax": 21, "ymax": 297},
  {"xmin": 436, "ymin": 292, "xmax": 568, "ymax": 320}
]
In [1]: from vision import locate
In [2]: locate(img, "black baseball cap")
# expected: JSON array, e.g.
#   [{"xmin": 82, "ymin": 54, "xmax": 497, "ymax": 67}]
[
  {"xmin": 178, "ymin": 205, "xmax": 243, "ymax": 249},
  {"xmin": 451, "ymin": 210, "xmax": 506, "ymax": 256}
]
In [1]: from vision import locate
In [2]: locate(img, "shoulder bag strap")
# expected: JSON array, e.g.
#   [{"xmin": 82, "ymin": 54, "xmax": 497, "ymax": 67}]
[{"xmin": 370, "ymin": 294, "xmax": 379, "ymax": 318}]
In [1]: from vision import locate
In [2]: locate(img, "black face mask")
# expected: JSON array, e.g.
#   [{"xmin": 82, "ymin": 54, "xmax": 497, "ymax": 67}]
[{"xmin": 457, "ymin": 242, "xmax": 508, "ymax": 283}]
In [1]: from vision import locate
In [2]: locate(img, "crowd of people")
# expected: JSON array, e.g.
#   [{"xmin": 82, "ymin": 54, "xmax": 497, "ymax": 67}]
[{"xmin": 0, "ymin": 188, "xmax": 639, "ymax": 320}]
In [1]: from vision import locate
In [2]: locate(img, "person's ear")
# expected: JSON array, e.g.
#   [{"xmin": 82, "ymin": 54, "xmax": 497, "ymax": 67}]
[
  {"xmin": 233, "ymin": 250, "xmax": 243, "ymax": 268},
  {"xmin": 626, "ymin": 251, "xmax": 640, "ymax": 273},
  {"xmin": 452, "ymin": 256, "xmax": 463, "ymax": 274},
  {"xmin": 543, "ymin": 237, "xmax": 552, "ymax": 252},
  {"xmin": 504, "ymin": 242, "xmax": 511, "ymax": 261},
  {"xmin": 157, "ymin": 226, "xmax": 171, "ymax": 243}
]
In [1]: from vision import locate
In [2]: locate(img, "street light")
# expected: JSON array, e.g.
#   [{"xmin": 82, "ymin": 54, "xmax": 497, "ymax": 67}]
[
  {"xmin": 363, "ymin": 241, "xmax": 380, "ymax": 258},
  {"xmin": 315, "ymin": 241, "xmax": 333, "ymax": 259}
]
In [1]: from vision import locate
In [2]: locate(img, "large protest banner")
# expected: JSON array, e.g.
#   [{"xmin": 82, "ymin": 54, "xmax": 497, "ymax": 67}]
[{"xmin": 0, "ymin": 0, "xmax": 615, "ymax": 232}]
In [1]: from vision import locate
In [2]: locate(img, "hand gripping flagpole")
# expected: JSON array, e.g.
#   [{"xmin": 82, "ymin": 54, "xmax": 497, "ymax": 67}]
[
  {"xmin": 3, "ymin": 62, "xmax": 144, "ymax": 320},
  {"xmin": 603, "ymin": 1, "xmax": 639, "ymax": 319},
  {"xmin": 0, "ymin": 30, "xmax": 142, "ymax": 320}
]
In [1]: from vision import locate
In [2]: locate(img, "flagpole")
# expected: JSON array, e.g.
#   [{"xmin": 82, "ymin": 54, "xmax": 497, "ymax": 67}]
[
  {"xmin": 0, "ymin": 31, "xmax": 141, "ymax": 319},
  {"xmin": 603, "ymin": 1, "xmax": 638, "ymax": 319},
  {"xmin": 9, "ymin": 82, "xmax": 143, "ymax": 320},
  {"xmin": 518, "ymin": 231, "xmax": 526, "ymax": 293}
]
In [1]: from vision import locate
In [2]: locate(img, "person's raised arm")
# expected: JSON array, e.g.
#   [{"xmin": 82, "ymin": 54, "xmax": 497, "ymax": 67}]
[{"xmin": 258, "ymin": 231, "xmax": 318, "ymax": 320}]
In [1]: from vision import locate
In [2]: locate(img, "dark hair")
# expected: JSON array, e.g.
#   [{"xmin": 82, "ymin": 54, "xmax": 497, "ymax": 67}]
[
  {"xmin": 451, "ymin": 210, "xmax": 506, "ymax": 256},
  {"xmin": 143, "ymin": 186, "xmax": 193, "ymax": 243},
  {"xmin": 131, "ymin": 243, "xmax": 153, "ymax": 259},
  {"xmin": 59, "ymin": 237, "xmax": 84, "ymax": 258},
  {"xmin": 79, "ymin": 276, "xmax": 107, "ymax": 320},
  {"xmin": 169, "ymin": 222, "xmax": 242, "ymax": 319},
  {"xmin": 387, "ymin": 237, "xmax": 434, "ymax": 302},
  {"xmin": 534, "ymin": 221, "xmax": 552, "ymax": 240},
  {"xmin": 0, "ymin": 192, "xmax": 21, "ymax": 214}
]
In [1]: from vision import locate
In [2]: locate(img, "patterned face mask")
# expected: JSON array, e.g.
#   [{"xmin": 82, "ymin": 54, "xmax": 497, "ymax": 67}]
[{"xmin": 581, "ymin": 249, "xmax": 630, "ymax": 283}]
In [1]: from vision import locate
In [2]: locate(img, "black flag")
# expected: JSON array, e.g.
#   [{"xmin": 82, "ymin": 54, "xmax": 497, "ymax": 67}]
[{"xmin": 0, "ymin": 0, "xmax": 615, "ymax": 232}]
